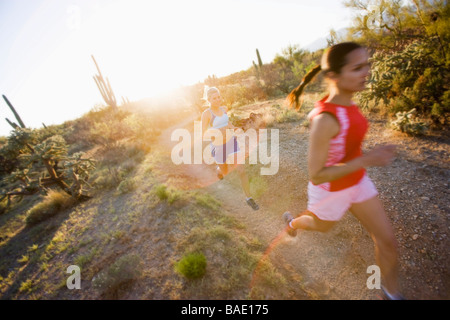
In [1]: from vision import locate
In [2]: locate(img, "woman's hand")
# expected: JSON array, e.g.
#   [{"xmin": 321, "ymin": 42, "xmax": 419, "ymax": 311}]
[{"xmin": 361, "ymin": 144, "xmax": 397, "ymax": 167}]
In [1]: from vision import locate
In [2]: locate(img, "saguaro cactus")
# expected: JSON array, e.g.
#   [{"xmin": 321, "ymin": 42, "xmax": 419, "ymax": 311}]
[
  {"xmin": 256, "ymin": 48, "xmax": 263, "ymax": 68},
  {"xmin": 92, "ymin": 55, "xmax": 117, "ymax": 109},
  {"xmin": 2, "ymin": 95, "xmax": 26, "ymax": 128},
  {"xmin": 121, "ymin": 96, "xmax": 131, "ymax": 106},
  {"xmin": 253, "ymin": 49, "xmax": 265, "ymax": 85}
]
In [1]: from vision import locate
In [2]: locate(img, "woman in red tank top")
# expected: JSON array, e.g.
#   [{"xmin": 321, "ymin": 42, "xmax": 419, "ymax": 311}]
[{"xmin": 283, "ymin": 42, "xmax": 403, "ymax": 299}]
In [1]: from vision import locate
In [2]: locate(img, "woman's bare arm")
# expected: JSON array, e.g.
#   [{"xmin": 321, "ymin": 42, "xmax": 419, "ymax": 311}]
[{"xmin": 308, "ymin": 113, "xmax": 396, "ymax": 185}]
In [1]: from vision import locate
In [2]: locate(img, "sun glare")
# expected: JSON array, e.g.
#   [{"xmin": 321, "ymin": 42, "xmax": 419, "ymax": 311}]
[
  {"xmin": 74, "ymin": 0, "xmax": 263, "ymax": 101},
  {"xmin": 1, "ymin": 0, "xmax": 352, "ymax": 137}
]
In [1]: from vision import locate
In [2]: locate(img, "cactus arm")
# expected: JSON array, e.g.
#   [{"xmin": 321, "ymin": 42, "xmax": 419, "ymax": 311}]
[
  {"xmin": 2, "ymin": 95, "xmax": 26, "ymax": 128},
  {"xmin": 256, "ymin": 49, "xmax": 263, "ymax": 67},
  {"xmin": 5, "ymin": 118, "xmax": 19, "ymax": 129},
  {"xmin": 91, "ymin": 55, "xmax": 117, "ymax": 108}
]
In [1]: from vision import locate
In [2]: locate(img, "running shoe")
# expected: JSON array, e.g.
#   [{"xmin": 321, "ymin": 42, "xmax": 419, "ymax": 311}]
[
  {"xmin": 216, "ymin": 166, "xmax": 224, "ymax": 180},
  {"xmin": 381, "ymin": 286, "xmax": 406, "ymax": 300},
  {"xmin": 246, "ymin": 198, "xmax": 259, "ymax": 210},
  {"xmin": 283, "ymin": 211, "xmax": 297, "ymax": 237}
]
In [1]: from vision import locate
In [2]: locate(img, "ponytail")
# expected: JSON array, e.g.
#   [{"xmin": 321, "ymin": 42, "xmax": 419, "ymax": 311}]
[
  {"xmin": 287, "ymin": 42, "xmax": 363, "ymax": 110},
  {"xmin": 287, "ymin": 64, "xmax": 321, "ymax": 110}
]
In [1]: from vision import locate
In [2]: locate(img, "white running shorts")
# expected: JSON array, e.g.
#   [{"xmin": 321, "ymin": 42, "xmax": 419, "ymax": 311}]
[{"xmin": 307, "ymin": 174, "xmax": 379, "ymax": 221}]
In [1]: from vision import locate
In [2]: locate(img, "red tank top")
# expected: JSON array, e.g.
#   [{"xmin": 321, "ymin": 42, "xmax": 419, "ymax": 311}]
[{"xmin": 308, "ymin": 96, "xmax": 369, "ymax": 191}]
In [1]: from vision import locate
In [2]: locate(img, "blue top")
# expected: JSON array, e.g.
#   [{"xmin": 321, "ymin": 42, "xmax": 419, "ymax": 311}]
[{"xmin": 209, "ymin": 107, "xmax": 228, "ymax": 129}]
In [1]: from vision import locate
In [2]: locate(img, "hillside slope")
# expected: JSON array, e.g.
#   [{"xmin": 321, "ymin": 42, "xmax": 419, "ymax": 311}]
[{"xmin": 0, "ymin": 97, "xmax": 448, "ymax": 300}]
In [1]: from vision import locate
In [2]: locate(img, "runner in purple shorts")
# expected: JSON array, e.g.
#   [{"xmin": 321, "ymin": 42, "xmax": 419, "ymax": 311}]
[{"xmin": 201, "ymin": 86, "xmax": 259, "ymax": 211}]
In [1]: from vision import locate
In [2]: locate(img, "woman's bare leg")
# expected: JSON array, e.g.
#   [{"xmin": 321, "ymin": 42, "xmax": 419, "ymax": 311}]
[
  {"xmin": 234, "ymin": 164, "xmax": 251, "ymax": 198},
  {"xmin": 349, "ymin": 196, "xmax": 400, "ymax": 295},
  {"xmin": 290, "ymin": 211, "xmax": 336, "ymax": 232},
  {"xmin": 218, "ymin": 163, "xmax": 228, "ymax": 176}
]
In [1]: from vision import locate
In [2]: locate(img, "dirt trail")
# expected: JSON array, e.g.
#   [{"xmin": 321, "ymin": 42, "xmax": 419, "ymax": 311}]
[{"xmin": 153, "ymin": 100, "xmax": 450, "ymax": 300}]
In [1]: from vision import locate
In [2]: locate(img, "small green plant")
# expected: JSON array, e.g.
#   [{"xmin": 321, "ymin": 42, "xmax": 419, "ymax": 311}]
[
  {"xmin": 74, "ymin": 254, "xmax": 91, "ymax": 269},
  {"xmin": 28, "ymin": 244, "xmax": 39, "ymax": 252},
  {"xmin": 18, "ymin": 279, "xmax": 34, "ymax": 293},
  {"xmin": 152, "ymin": 183, "xmax": 183, "ymax": 204},
  {"xmin": 167, "ymin": 189, "xmax": 182, "ymax": 205},
  {"xmin": 194, "ymin": 192, "xmax": 221, "ymax": 211},
  {"xmin": 174, "ymin": 252, "xmax": 207, "ymax": 279},
  {"xmin": 17, "ymin": 255, "xmax": 29, "ymax": 263},
  {"xmin": 390, "ymin": 108, "xmax": 428, "ymax": 135},
  {"xmin": 154, "ymin": 184, "xmax": 169, "ymax": 200}
]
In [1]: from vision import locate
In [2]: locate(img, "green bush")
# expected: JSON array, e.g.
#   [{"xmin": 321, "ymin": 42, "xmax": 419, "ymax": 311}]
[
  {"xmin": 152, "ymin": 184, "xmax": 182, "ymax": 204},
  {"xmin": 154, "ymin": 184, "xmax": 169, "ymax": 200},
  {"xmin": 359, "ymin": 38, "xmax": 449, "ymax": 125},
  {"xmin": 174, "ymin": 252, "xmax": 207, "ymax": 279}
]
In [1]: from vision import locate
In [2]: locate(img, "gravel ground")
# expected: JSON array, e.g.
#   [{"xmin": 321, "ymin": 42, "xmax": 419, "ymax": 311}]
[
  {"xmin": 363, "ymin": 116, "xmax": 450, "ymax": 299},
  {"xmin": 227, "ymin": 101, "xmax": 449, "ymax": 299}
]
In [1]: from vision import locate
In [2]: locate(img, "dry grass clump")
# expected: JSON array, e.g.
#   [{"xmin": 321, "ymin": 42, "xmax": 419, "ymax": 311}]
[{"xmin": 25, "ymin": 190, "xmax": 76, "ymax": 226}]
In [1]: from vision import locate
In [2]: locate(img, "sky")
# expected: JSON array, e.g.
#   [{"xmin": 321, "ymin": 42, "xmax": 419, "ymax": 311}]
[{"xmin": 0, "ymin": 0, "xmax": 353, "ymax": 137}]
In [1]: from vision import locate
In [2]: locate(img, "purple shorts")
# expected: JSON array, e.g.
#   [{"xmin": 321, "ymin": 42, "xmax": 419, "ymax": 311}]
[{"xmin": 211, "ymin": 136, "xmax": 240, "ymax": 164}]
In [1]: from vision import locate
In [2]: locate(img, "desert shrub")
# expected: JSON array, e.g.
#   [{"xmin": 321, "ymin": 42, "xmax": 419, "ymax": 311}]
[
  {"xmin": 194, "ymin": 192, "xmax": 221, "ymax": 211},
  {"xmin": 92, "ymin": 254, "xmax": 143, "ymax": 293},
  {"xmin": 64, "ymin": 105, "xmax": 128, "ymax": 149},
  {"xmin": 153, "ymin": 184, "xmax": 181, "ymax": 204},
  {"xmin": 219, "ymin": 84, "xmax": 251, "ymax": 108},
  {"xmin": 91, "ymin": 142, "xmax": 145, "ymax": 192},
  {"xmin": 0, "ymin": 197, "xmax": 8, "ymax": 215},
  {"xmin": 25, "ymin": 190, "xmax": 76, "ymax": 226},
  {"xmin": 244, "ymin": 83, "xmax": 268, "ymax": 102},
  {"xmin": 82, "ymin": 106, "xmax": 133, "ymax": 148},
  {"xmin": 0, "ymin": 128, "xmax": 37, "ymax": 176},
  {"xmin": 116, "ymin": 178, "xmax": 136, "ymax": 194},
  {"xmin": 90, "ymin": 120, "xmax": 133, "ymax": 148},
  {"xmin": 0, "ymin": 149, "xmax": 19, "ymax": 176},
  {"xmin": 359, "ymin": 38, "xmax": 449, "ymax": 125},
  {"xmin": 174, "ymin": 252, "xmax": 207, "ymax": 279},
  {"xmin": 275, "ymin": 108, "xmax": 303, "ymax": 123},
  {"xmin": 123, "ymin": 113, "xmax": 159, "ymax": 151},
  {"xmin": 390, "ymin": 108, "xmax": 428, "ymax": 135},
  {"xmin": 91, "ymin": 167, "xmax": 119, "ymax": 190},
  {"xmin": 271, "ymin": 45, "xmax": 323, "ymax": 95},
  {"xmin": 35, "ymin": 124, "xmax": 65, "ymax": 142}
]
